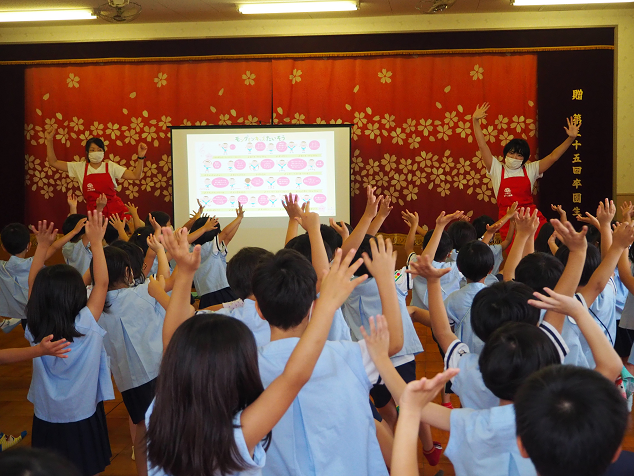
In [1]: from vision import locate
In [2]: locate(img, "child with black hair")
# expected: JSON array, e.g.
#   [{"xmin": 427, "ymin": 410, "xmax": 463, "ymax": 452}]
[
  {"xmin": 190, "ymin": 205, "xmax": 244, "ymax": 307},
  {"xmin": 0, "ymin": 220, "xmax": 86, "ymax": 331},
  {"xmin": 110, "ymin": 240, "xmax": 145, "ymax": 285},
  {"xmin": 472, "ymin": 103, "xmax": 580, "ymax": 239},
  {"xmin": 25, "ymin": 212, "xmax": 114, "ymax": 476},
  {"xmin": 444, "ymin": 240, "xmax": 495, "ymax": 353},
  {"xmin": 255, "ymin": 208, "xmax": 402, "ymax": 475},
  {"xmin": 146, "ymin": 226, "xmax": 366, "ymax": 476},
  {"xmin": 93, "ymin": 238, "xmax": 169, "ymax": 476},
  {"xmin": 478, "ymin": 202, "xmax": 518, "ymax": 275},
  {"xmin": 62, "ymin": 193, "xmax": 93, "ymax": 276},
  {"xmin": 365, "ymin": 260, "xmax": 622, "ymax": 476},
  {"xmin": 446, "ymin": 220, "xmax": 477, "ymax": 262},
  {"xmin": 515, "ymin": 365, "xmax": 629, "ymax": 476},
  {"xmin": 0, "ymin": 447, "xmax": 81, "ymax": 476},
  {"xmin": 409, "ymin": 211, "xmax": 465, "ymax": 310}
]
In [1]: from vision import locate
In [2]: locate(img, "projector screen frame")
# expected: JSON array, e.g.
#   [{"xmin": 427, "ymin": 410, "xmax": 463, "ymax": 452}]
[{"xmin": 169, "ymin": 123, "xmax": 352, "ymax": 254}]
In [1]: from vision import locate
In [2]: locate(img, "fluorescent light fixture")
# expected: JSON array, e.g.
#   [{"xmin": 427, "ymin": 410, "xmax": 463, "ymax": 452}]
[
  {"xmin": 0, "ymin": 10, "xmax": 96, "ymax": 22},
  {"xmin": 512, "ymin": 0, "xmax": 632, "ymax": 5},
  {"xmin": 239, "ymin": 1, "xmax": 358, "ymax": 14}
]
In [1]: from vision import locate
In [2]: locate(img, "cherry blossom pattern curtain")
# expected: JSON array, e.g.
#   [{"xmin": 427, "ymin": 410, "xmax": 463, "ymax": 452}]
[
  {"xmin": 24, "ymin": 61, "xmax": 272, "ymax": 226},
  {"xmin": 272, "ymin": 54, "xmax": 538, "ymax": 232}
]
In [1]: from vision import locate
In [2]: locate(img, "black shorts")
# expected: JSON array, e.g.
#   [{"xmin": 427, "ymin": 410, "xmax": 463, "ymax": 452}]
[
  {"xmin": 32, "ymin": 401, "xmax": 111, "ymax": 476},
  {"xmin": 614, "ymin": 326, "xmax": 634, "ymax": 358},
  {"xmin": 369, "ymin": 399, "xmax": 382, "ymax": 422},
  {"xmin": 370, "ymin": 360, "xmax": 417, "ymax": 409},
  {"xmin": 121, "ymin": 378, "xmax": 157, "ymax": 424}
]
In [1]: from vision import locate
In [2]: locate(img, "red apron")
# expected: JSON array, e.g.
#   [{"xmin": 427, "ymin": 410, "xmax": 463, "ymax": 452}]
[
  {"xmin": 82, "ymin": 162, "xmax": 130, "ymax": 219},
  {"xmin": 497, "ymin": 165, "xmax": 547, "ymax": 240}
]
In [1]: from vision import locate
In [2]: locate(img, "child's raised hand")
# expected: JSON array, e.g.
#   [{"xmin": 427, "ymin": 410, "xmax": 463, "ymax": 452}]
[
  {"xmin": 401, "ymin": 210, "xmax": 419, "ymax": 229},
  {"xmin": 564, "ymin": 116, "xmax": 581, "ymax": 139},
  {"xmin": 329, "ymin": 218, "xmax": 349, "ymax": 240},
  {"xmin": 109, "ymin": 214, "xmax": 127, "ymax": 233},
  {"xmin": 37, "ymin": 335, "xmax": 71, "ymax": 358},
  {"xmin": 236, "ymin": 202, "xmax": 245, "ymax": 219},
  {"xmin": 400, "ymin": 368, "xmax": 460, "ymax": 412},
  {"xmin": 67, "ymin": 192, "xmax": 78, "ymax": 209},
  {"xmin": 551, "ymin": 218, "xmax": 587, "ymax": 254},
  {"xmin": 514, "ymin": 207, "xmax": 536, "ymax": 235},
  {"xmin": 408, "ymin": 254, "xmax": 452, "ymax": 281},
  {"xmin": 472, "ymin": 102, "xmax": 490, "ymax": 122},
  {"xmin": 551, "ymin": 204, "xmax": 567, "ymax": 221},
  {"xmin": 202, "ymin": 216, "xmax": 219, "ymax": 231},
  {"xmin": 148, "ymin": 275, "xmax": 166, "ymax": 299},
  {"xmin": 621, "ymin": 201, "xmax": 634, "ymax": 223},
  {"xmin": 528, "ymin": 287, "xmax": 586, "ymax": 317},
  {"xmin": 318, "ymin": 247, "xmax": 366, "ymax": 309},
  {"xmin": 126, "ymin": 202, "xmax": 139, "ymax": 216},
  {"xmin": 160, "ymin": 227, "xmax": 200, "ymax": 274},
  {"xmin": 361, "ymin": 235, "xmax": 396, "ymax": 283},
  {"xmin": 297, "ymin": 210, "xmax": 320, "ymax": 233},
  {"xmin": 30, "ymin": 220, "xmax": 58, "ymax": 248},
  {"xmin": 575, "ymin": 211, "xmax": 600, "ymax": 229},
  {"xmin": 436, "ymin": 210, "xmax": 464, "ymax": 228},
  {"xmin": 485, "ymin": 221, "xmax": 503, "ymax": 234},
  {"xmin": 148, "ymin": 213, "xmax": 161, "ymax": 234},
  {"xmin": 70, "ymin": 217, "xmax": 87, "ymax": 236},
  {"xmin": 282, "ymin": 194, "xmax": 302, "ymax": 221},
  {"xmin": 363, "ymin": 186, "xmax": 380, "ymax": 219},
  {"xmin": 596, "ymin": 199, "xmax": 616, "ymax": 228},
  {"xmin": 505, "ymin": 201, "xmax": 519, "ymax": 218},
  {"xmin": 377, "ymin": 195, "xmax": 393, "ymax": 219},
  {"xmin": 359, "ymin": 314, "xmax": 390, "ymax": 363},
  {"xmin": 611, "ymin": 222, "xmax": 634, "ymax": 250},
  {"xmin": 84, "ymin": 210, "xmax": 107, "ymax": 244},
  {"xmin": 44, "ymin": 124, "xmax": 57, "ymax": 143},
  {"xmin": 95, "ymin": 193, "xmax": 108, "ymax": 212},
  {"xmin": 147, "ymin": 234, "xmax": 165, "ymax": 254}
]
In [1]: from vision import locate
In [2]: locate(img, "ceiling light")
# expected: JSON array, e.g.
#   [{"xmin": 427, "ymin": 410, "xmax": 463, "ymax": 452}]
[
  {"xmin": 0, "ymin": 10, "xmax": 96, "ymax": 22},
  {"xmin": 512, "ymin": 0, "xmax": 633, "ymax": 5},
  {"xmin": 239, "ymin": 1, "xmax": 358, "ymax": 14}
]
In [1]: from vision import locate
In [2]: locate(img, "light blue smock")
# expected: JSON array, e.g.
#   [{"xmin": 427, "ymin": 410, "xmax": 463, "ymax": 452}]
[
  {"xmin": 409, "ymin": 254, "xmax": 463, "ymax": 310},
  {"xmin": 146, "ymin": 402, "xmax": 266, "ymax": 476},
  {"xmin": 62, "ymin": 240, "xmax": 92, "ymax": 276},
  {"xmin": 192, "ymin": 237, "xmax": 230, "ymax": 296},
  {"xmin": 26, "ymin": 307, "xmax": 115, "ymax": 423},
  {"xmin": 0, "ymin": 256, "xmax": 31, "ymax": 319},
  {"xmin": 98, "ymin": 282, "xmax": 165, "ymax": 392},
  {"xmin": 445, "ymin": 404, "xmax": 537, "ymax": 476},
  {"xmin": 445, "ymin": 282, "xmax": 487, "ymax": 355},
  {"xmin": 258, "ymin": 338, "xmax": 387, "ymax": 476}
]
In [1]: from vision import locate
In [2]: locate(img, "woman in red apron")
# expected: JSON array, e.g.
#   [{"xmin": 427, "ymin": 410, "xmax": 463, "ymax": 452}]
[
  {"xmin": 472, "ymin": 102, "xmax": 580, "ymax": 239},
  {"xmin": 46, "ymin": 124, "xmax": 147, "ymax": 219}
]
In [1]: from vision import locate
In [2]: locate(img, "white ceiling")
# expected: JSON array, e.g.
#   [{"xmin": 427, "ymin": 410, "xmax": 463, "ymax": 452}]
[{"xmin": 0, "ymin": 0, "xmax": 632, "ymax": 24}]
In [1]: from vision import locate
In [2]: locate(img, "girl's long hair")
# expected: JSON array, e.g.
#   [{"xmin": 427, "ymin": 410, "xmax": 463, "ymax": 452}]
[
  {"xmin": 25, "ymin": 265, "xmax": 86, "ymax": 343},
  {"xmin": 147, "ymin": 313, "xmax": 270, "ymax": 476}
]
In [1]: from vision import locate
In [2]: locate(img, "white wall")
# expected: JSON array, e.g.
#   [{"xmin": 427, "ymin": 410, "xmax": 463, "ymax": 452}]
[{"xmin": 2, "ymin": 8, "xmax": 633, "ymax": 193}]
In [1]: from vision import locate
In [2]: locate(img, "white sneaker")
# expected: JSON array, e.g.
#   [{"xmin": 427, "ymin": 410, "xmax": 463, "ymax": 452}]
[{"xmin": 0, "ymin": 318, "xmax": 21, "ymax": 333}]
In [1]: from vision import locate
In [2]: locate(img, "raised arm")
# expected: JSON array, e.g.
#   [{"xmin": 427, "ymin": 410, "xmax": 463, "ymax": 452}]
[
  {"xmin": 28, "ymin": 221, "xmax": 58, "ymax": 298},
  {"xmin": 362, "ymin": 235, "xmax": 404, "ymax": 356},
  {"xmin": 147, "ymin": 235, "xmax": 170, "ymax": 280},
  {"xmin": 126, "ymin": 202, "xmax": 144, "ymax": 230},
  {"xmin": 182, "ymin": 199, "xmax": 204, "ymax": 230},
  {"xmin": 542, "ymin": 219, "xmax": 587, "ymax": 334},
  {"xmin": 0, "ymin": 335, "xmax": 70, "ymax": 365},
  {"xmin": 422, "ymin": 210, "xmax": 464, "ymax": 261},
  {"xmin": 109, "ymin": 214, "xmax": 129, "ymax": 242},
  {"xmin": 522, "ymin": 209, "xmax": 540, "ymax": 257},
  {"xmin": 44, "ymin": 217, "xmax": 87, "ymax": 261},
  {"xmin": 282, "ymin": 194, "xmax": 302, "ymax": 245},
  {"xmin": 471, "ymin": 103, "xmax": 494, "ymax": 172},
  {"xmin": 596, "ymin": 199, "xmax": 616, "ymax": 257},
  {"xmin": 297, "ymin": 210, "xmax": 330, "ymax": 294},
  {"xmin": 121, "ymin": 144, "xmax": 147, "ymax": 181},
  {"xmin": 329, "ymin": 218, "xmax": 349, "ymax": 245},
  {"xmin": 621, "ymin": 201, "xmax": 633, "ymax": 225},
  {"xmin": 367, "ymin": 196, "xmax": 393, "ymax": 236},
  {"xmin": 538, "ymin": 116, "xmax": 581, "ymax": 174},
  {"xmin": 219, "ymin": 203, "xmax": 244, "ymax": 245},
  {"xmin": 482, "ymin": 202, "xmax": 518, "ymax": 245},
  {"xmin": 240, "ymin": 248, "xmax": 366, "ymax": 454},
  {"xmin": 67, "ymin": 192, "xmax": 78, "ymax": 216},
  {"xmin": 551, "ymin": 204, "xmax": 568, "ymax": 224},
  {"xmin": 186, "ymin": 217, "xmax": 219, "ymax": 244},
  {"xmin": 44, "ymin": 125, "xmax": 69, "ymax": 173},
  {"xmin": 341, "ymin": 185, "xmax": 380, "ymax": 257},
  {"xmin": 409, "ymin": 254, "xmax": 455, "ymax": 352},
  {"xmin": 618, "ymin": 249, "xmax": 634, "ymax": 295},
  {"xmin": 530, "ymin": 288, "xmax": 622, "ymax": 380},
  {"xmin": 503, "ymin": 208, "xmax": 535, "ymax": 282},
  {"xmin": 402, "ymin": 210, "xmax": 419, "ymax": 257},
  {"xmin": 85, "ymin": 211, "xmax": 109, "ymax": 320},
  {"xmin": 579, "ymin": 222, "xmax": 634, "ymax": 307}
]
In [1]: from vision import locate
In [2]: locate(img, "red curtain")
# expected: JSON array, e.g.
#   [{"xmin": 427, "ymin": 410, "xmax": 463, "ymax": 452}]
[
  {"xmin": 24, "ymin": 54, "xmax": 537, "ymax": 232},
  {"xmin": 272, "ymin": 55, "xmax": 538, "ymax": 232},
  {"xmin": 24, "ymin": 61, "xmax": 273, "ymax": 225}
]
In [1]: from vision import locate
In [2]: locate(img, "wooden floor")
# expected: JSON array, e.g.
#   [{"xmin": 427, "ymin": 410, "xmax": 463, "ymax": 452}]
[{"xmin": 1, "ymin": 322, "xmax": 633, "ymax": 476}]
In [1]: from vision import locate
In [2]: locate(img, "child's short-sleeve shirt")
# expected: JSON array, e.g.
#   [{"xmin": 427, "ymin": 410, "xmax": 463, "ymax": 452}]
[
  {"xmin": 488, "ymin": 243, "xmax": 504, "ymax": 275},
  {"xmin": 445, "ymin": 321, "xmax": 568, "ymax": 410},
  {"xmin": 257, "ymin": 338, "xmax": 385, "ymax": 476},
  {"xmin": 192, "ymin": 236, "xmax": 230, "ymax": 296},
  {"xmin": 445, "ymin": 404, "xmax": 537, "ymax": 476},
  {"xmin": 67, "ymin": 160, "xmax": 126, "ymax": 190},
  {"xmin": 26, "ymin": 307, "xmax": 115, "ymax": 423},
  {"xmin": 444, "ymin": 282, "xmax": 487, "ymax": 353},
  {"xmin": 218, "ymin": 299, "xmax": 271, "ymax": 348},
  {"xmin": 146, "ymin": 404, "xmax": 266, "ymax": 476},
  {"xmin": 487, "ymin": 159, "xmax": 542, "ymax": 199},
  {"xmin": 408, "ymin": 253, "xmax": 463, "ymax": 310},
  {"xmin": 0, "ymin": 256, "xmax": 31, "ymax": 319},
  {"xmin": 62, "ymin": 241, "xmax": 92, "ymax": 276},
  {"xmin": 98, "ymin": 282, "xmax": 165, "ymax": 392}
]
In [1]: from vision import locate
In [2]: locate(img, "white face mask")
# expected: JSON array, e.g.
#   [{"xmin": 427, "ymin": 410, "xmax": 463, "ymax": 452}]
[
  {"xmin": 88, "ymin": 151, "xmax": 104, "ymax": 163},
  {"xmin": 504, "ymin": 156, "xmax": 523, "ymax": 170}
]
